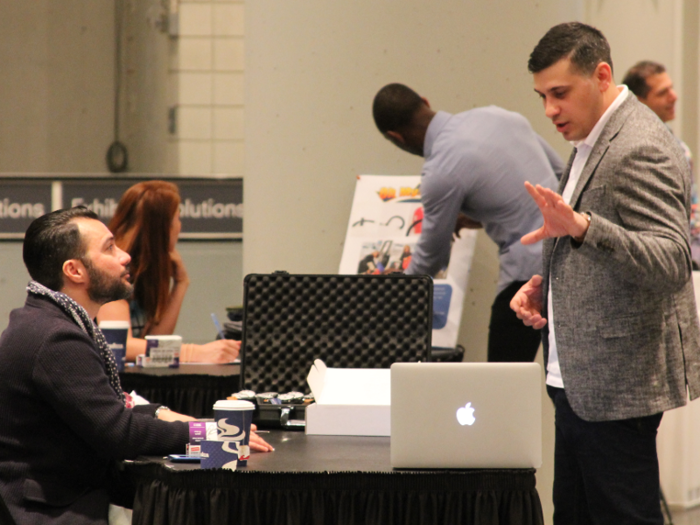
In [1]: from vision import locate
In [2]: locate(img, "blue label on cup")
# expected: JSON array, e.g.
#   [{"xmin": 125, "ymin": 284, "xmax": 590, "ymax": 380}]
[{"xmin": 101, "ymin": 328, "xmax": 128, "ymax": 372}]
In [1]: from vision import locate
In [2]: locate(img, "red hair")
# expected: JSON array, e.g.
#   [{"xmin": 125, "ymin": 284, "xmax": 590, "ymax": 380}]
[{"xmin": 109, "ymin": 181, "xmax": 181, "ymax": 331}]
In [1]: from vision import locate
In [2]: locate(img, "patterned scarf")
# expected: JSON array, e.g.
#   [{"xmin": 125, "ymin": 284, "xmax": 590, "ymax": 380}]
[{"xmin": 27, "ymin": 281, "xmax": 135, "ymax": 408}]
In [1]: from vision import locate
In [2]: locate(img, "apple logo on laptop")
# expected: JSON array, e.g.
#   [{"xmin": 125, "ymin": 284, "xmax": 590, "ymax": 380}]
[{"xmin": 456, "ymin": 402, "xmax": 476, "ymax": 426}]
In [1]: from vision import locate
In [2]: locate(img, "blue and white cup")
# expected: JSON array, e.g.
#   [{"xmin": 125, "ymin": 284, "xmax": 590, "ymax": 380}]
[
  {"xmin": 98, "ymin": 320, "xmax": 129, "ymax": 372},
  {"xmin": 200, "ymin": 439, "xmax": 239, "ymax": 470},
  {"xmin": 213, "ymin": 400, "xmax": 255, "ymax": 466}
]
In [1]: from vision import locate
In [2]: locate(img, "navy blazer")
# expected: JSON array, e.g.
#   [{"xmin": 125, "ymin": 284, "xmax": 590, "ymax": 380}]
[{"xmin": 0, "ymin": 294, "xmax": 189, "ymax": 524}]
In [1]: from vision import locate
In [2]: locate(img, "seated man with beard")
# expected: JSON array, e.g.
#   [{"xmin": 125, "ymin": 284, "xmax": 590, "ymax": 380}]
[{"xmin": 0, "ymin": 207, "xmax": 270, "ymax": 525}]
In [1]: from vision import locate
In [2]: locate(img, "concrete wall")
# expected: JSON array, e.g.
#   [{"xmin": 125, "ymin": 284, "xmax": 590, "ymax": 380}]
[
  {"xmin": 167, "ymin": 0, "xmax": 246, "ymax": 176},
  {"xmin": 0, "ymin": 0, "xmax": 247, "ymax": 176},
  {"xmin": 118, "ymin": 0, "xmax": 171, "ymax": 174},
  {"xmin": 0, "ymin": 0, "xmax": 114, "ymax": 173}
]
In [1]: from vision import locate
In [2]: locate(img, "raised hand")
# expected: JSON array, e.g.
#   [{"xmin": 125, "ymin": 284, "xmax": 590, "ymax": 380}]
[{"xmin": 521, "ymin": 182, "xmax": 589, "ymax": 245}]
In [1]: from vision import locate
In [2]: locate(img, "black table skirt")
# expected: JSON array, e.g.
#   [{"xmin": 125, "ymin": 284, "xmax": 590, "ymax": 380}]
[
  {"xmin": 124, "ymin": 463, "xmax": 543, "ymax": 525},
  {"xmin": 119, "ymin": 372, "xmax": 239, "ymax": 418}
]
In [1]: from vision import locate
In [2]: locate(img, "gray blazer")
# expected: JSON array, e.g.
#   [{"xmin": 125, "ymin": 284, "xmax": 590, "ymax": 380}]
[{"xmin": 542, "ymin": 94, "xmax": 700, "ymax": 422}]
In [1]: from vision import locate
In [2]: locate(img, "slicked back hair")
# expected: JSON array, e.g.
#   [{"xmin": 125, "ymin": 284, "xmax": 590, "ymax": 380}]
[
  {"xmin": 373, "ymin": 83, "xmax": 425, "ymax": 134},
  {"xmin": 528, "ymin": 22, "xmax": 613, "ymax": 77},
  {"xmin": 23, "ymin": 207, "xmax": 98, "ymax": 291},
  {"xmin": 623, "ymin": 61, "xmax": 666, "ymax": 99}
]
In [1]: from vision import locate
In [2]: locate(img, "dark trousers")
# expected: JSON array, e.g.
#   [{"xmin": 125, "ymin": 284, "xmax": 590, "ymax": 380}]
[
  {"xmin": 488, "ymin": 280, "xmax": 541, "ymax": 362},
  {"xmin": 547, "ymin": 386, "xmax": 664, "ymax": 525}
]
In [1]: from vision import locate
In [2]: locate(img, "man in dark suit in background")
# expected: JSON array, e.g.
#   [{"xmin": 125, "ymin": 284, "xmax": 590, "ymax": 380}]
[{"xmin": 511, "ymin": 22, "xmax": 700, "ymax": 523}]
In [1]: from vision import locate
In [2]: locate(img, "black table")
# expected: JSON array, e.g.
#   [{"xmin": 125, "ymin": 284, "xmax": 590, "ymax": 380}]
[
  {"xmin": 119, "ymin": 364, "xmax": 240, "ymax": 418},
  {"xmin": 122, "ymin": 430, "xmax": 543, "ymax": 525}
]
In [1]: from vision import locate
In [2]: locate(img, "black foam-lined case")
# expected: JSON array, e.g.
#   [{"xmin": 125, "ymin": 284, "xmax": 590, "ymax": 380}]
[{"xmin": 241, "ymin": 272, "xmax": 433, "ymax": 393}]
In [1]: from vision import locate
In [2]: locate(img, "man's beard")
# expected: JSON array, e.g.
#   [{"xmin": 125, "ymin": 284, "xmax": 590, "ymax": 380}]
[{"xmin": 82, "ymin": 258, "xmax": 133, "ymax": 304}]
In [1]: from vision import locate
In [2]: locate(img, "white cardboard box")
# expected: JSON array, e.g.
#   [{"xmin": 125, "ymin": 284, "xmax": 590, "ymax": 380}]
[{"xmin": 305, "ymin": 359, "xmax": 390, "ymax": 436}]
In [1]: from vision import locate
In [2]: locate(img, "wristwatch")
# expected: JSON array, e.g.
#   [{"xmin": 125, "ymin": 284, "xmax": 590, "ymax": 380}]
[
  {"xmin": 155, "ymin": 405, "xmax": 171, "ymax": 418},
  {"xmin": 573, "ymin": 212, "xmax": 591, "ymax": 243}
]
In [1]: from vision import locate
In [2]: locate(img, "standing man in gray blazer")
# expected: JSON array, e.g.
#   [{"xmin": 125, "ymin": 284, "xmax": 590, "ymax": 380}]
[{"xmin": 511, "ymin": 22, "xmax": 700, "ymax": 524}]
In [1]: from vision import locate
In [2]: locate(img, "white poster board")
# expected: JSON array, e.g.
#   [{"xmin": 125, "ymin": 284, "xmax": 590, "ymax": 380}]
[{"xmin": 339, "ymin": 175, "xmax": 476, "ymax": 348}]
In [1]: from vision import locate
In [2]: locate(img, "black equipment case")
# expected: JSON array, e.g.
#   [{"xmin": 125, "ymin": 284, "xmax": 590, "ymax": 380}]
[{"xmin": 241, "ymin": 272, "xmax": 433, "ymax": 395}]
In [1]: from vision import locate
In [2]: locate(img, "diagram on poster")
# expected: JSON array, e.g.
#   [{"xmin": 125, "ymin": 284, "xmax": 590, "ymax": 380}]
[{"xmin": 339, "ymin": 175, "xmax": 477, "ymax": 348}]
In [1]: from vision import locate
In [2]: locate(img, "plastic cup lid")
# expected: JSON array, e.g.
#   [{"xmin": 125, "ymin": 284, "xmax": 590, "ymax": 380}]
[
  {"xmin": 98, "ymin": 320, "xmax": 130, "ymax": 329},
  {"xmin": 213, "ymin": 400, "xmax": 255, "ymax": 410}
]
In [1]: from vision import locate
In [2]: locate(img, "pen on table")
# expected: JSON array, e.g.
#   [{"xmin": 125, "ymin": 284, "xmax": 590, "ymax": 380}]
[{"xmin": 211, "ymin": 313, "xmax": 226, "ymax": 339}]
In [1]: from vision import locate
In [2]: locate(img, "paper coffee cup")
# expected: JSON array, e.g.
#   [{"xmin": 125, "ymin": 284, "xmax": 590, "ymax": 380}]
[
  {"xmin": 200, "ymin": 440, "xmax": 239, "ymax": 470},
  {"xmin": 212, "ymin": 399, "xmax": 254, "ymax": 466},
  {"xmin": 98, "ymin": 320, "xmax": 129, "ymax": 372},
  {"xmin": 145, "ymin": 335, "xmax": 182, "ymax": 368}
]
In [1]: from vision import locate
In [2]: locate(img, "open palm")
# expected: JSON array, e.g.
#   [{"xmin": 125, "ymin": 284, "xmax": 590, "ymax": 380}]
[{"xmin": 521, "ymin": 182, "xmax": 584, "ymax": 245}]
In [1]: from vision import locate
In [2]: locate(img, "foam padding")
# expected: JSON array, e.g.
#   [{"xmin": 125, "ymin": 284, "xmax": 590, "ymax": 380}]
[{"xmin": 241, "ymin": 273, "xmax": 433, "ymax": 393}]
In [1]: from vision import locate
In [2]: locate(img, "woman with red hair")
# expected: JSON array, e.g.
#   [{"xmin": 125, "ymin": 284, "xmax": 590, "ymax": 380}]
[{"xmin": 97, "ymin": 180, "xmax": 239, "ymax": 363}]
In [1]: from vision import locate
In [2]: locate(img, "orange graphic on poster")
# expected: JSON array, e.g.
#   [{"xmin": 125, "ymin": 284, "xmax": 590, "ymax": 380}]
[
  {"xmin": 377, "ymin": 187, "xmax": 397, "ymax": 201},
  {"xmin": 399, "ymin": 186, "xmax": 421, "ymax": 198}
]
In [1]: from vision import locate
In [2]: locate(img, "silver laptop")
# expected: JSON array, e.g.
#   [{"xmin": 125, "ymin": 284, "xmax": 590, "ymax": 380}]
[{"xmin": 390, "ymin": 362, "xmax": 542, "ymax": 469}]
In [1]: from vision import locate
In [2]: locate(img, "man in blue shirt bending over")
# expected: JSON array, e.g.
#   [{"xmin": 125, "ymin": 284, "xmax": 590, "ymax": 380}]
[{"xmin": 372, "ymin": 83, "xmax": 562, "ymax": 362}]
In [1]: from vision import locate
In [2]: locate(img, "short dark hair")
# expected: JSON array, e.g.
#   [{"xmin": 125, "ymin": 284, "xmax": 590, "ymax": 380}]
[
  {"xmin": 622, "ymin": 60, "xmax": 666, "ymax": 98},
  {"xmin": 528, "ymin": 22, "xmax": 613, "ymax": 76},
  {"xmin": 372, "ymin": 83, "xmax": 425, "ymax": 134},
  {"xmin": 23, "ymin": 207, "xmax": 99, "ymax": 291}
]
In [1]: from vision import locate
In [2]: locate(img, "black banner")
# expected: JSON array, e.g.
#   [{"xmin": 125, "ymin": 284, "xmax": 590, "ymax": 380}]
[
  {"xmin": 0, "ymin": 181, "xmax": 53, "ymax": 238},
  {"xmin": 58, "ymin": 178, "xmax": 242, "ymax": 239}
]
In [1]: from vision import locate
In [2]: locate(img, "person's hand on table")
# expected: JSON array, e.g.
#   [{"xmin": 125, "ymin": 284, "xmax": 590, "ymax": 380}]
[
  {"xmin": 510, "ymin": 275, "xmax": 547, "ymax": 329},
  {"xmin": 183, "ymin": 339, "xmax": 240, "ymax": 363},
  {"xmin": 250, "ymin": 424, "xmax": 275, "ymax": 452}
]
